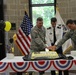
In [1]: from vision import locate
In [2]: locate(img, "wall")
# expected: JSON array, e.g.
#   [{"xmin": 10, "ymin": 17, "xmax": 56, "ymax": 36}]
[
  {"xmin": 4, "ymin": 0, "xmax": 29, "ymax": 55},
  {"xmin": 57, "ymin": 0, "xmax": 76, "ymax": 23}
]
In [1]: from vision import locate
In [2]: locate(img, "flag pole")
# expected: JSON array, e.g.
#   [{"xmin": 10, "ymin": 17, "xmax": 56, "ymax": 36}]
[{"xmin": 54, "ymin": 0, "xmax": 56, "ymax": 14}]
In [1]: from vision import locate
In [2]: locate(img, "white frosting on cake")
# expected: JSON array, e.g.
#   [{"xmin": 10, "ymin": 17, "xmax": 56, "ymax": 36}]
[{"xmin": 31, "ymin": 51, "xmax": 59, "ymax": 59}]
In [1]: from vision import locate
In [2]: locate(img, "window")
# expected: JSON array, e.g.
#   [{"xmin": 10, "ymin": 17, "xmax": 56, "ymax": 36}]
[{"xmin": 29, "ymin": 0, "xmax": 56, "ymax": 28}]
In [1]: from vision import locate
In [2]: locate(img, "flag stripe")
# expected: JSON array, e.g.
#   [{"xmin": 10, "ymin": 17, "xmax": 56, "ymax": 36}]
[
  {"xmin": 14, "ymin": 12, "xmax": 33, "ymax": 55},
  {"xmin": 18, "ymin": 28, "xmax": 31, "ymax": 47},
  {"xmin": 16, "ymin": 33, "xmax": 30, "ymax": 55},
  {"xmin": 16, "ymin": 40, "xmax": 26, "ymax": 55}
]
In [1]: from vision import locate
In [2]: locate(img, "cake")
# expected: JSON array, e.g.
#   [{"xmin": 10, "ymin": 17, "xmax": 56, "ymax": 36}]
[
  {"xmin": 31, "ymin": 51, "xmax": 59, "ymax": 59},
  {"xmin": 7, "ymin": 53, "xmax": 14, "ymax": 59}
]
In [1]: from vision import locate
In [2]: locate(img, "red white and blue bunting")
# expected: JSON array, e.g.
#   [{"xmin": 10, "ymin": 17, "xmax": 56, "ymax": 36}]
[
  {"xmin": 53, "ymin": 60, "xmax": 73, "ymax": 70},
  {"xmin": 0, "ymin": 60, "xmax": 76, "ymax": 72},
  {"xmin": 31, "ymin": 60, "xmax": 52, "ymax": 71},
  {"xmin": 10, "ymin": 62, "xmax": 30, "ymax": 72},
  {"xmin": 0, "ymin": 62, "xmax": 9, "ymax": 72}
]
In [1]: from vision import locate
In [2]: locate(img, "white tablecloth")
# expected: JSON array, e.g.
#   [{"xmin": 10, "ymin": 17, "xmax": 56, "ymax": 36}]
[{"xmin": 0, "ymin": 55, "xmax": 76, "ymax": 73}]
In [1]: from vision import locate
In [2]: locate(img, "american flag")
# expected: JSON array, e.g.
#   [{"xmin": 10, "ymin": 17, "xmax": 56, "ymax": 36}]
[{"xmin": 15, "ymin": 12, "xmax": 33, "ymax": 55}]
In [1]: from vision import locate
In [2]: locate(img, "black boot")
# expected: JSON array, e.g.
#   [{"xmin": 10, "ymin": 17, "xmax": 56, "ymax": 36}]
[
  {"xmin": 17, "ymin": 72, "xmax": 22, "ymax": 75},
  {"xmin": 29, "ymin": 72, "xmax": 32, "ymax": 75},
  {"xmin": 39, "ymin": 71, "xmax": 44, "ymax": 75},
  {"xmin": 64, "ymin": 70, "xmax": 69, "ymax": 75},
  {"xmin": 51, "ymin": 70, "xmax": 56, "ymax": 75},
  {"xmin": 59, "ymin": 70, "xmax": 62, "ymax": 75}
]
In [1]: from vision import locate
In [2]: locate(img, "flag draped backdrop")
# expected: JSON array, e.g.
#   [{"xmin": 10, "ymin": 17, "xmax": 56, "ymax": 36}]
[
  {"xmin": 14, "ymin": 12, "xmax": 33, "ymax": 56},
  {"xmin": 56, "ymin": 8, "xmax": 65, "ymax": 26},
  {"xmin": 55, "ymin": 8, "xmax": 72, "ymax": 54}
]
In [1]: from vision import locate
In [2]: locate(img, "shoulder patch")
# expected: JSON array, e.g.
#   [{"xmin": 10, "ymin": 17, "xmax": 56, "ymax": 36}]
[
  {"xmin": 58, "ymin": 24, "xmax": 61, "ymax": 26},
  {"xmin": 47, "ymin": 27, "xmax": 51, "ymax": 29},
  {"xmin": 33, "ymin": 30, "xmax": 38, "ymax": 33},
  {"xmin": 57, "ymin": 26, "xmax": 61, "ymax": 29}
]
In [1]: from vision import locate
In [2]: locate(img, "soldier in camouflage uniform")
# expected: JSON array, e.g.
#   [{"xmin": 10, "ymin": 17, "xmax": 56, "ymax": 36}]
[
  {"xmin": 51, "ymin": 19, "xmax": 76, "ymax": 52},
  {"xmin": 30, "ymin": 17, "xmax": 51, "ymax": 75},
  {"xmin": 50, "ymin": 19, "xmax": 76, "ymax": 75},
  {"xmin": 30, "ymin": 17, "xmax": 50, "ymax": 52}
]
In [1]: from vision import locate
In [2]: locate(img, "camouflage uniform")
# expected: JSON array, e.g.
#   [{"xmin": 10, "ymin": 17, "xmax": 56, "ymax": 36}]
[
  {"xmin": 56, "ymin": 29, "xmax": 76, "ymax": 50},
  {"xmin": 30, "ymin": 25, "xmax": 46, "ymax": 52}
]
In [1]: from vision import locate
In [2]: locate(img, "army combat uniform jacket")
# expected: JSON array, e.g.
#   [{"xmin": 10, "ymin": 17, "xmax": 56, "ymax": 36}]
[
  {"xmin": 30, "ymin": 25, "xmax": 46, "ymax": 52},
  {"xmin": 56, "ymin": 29, "xmax": 76, "ymax": 50}
]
